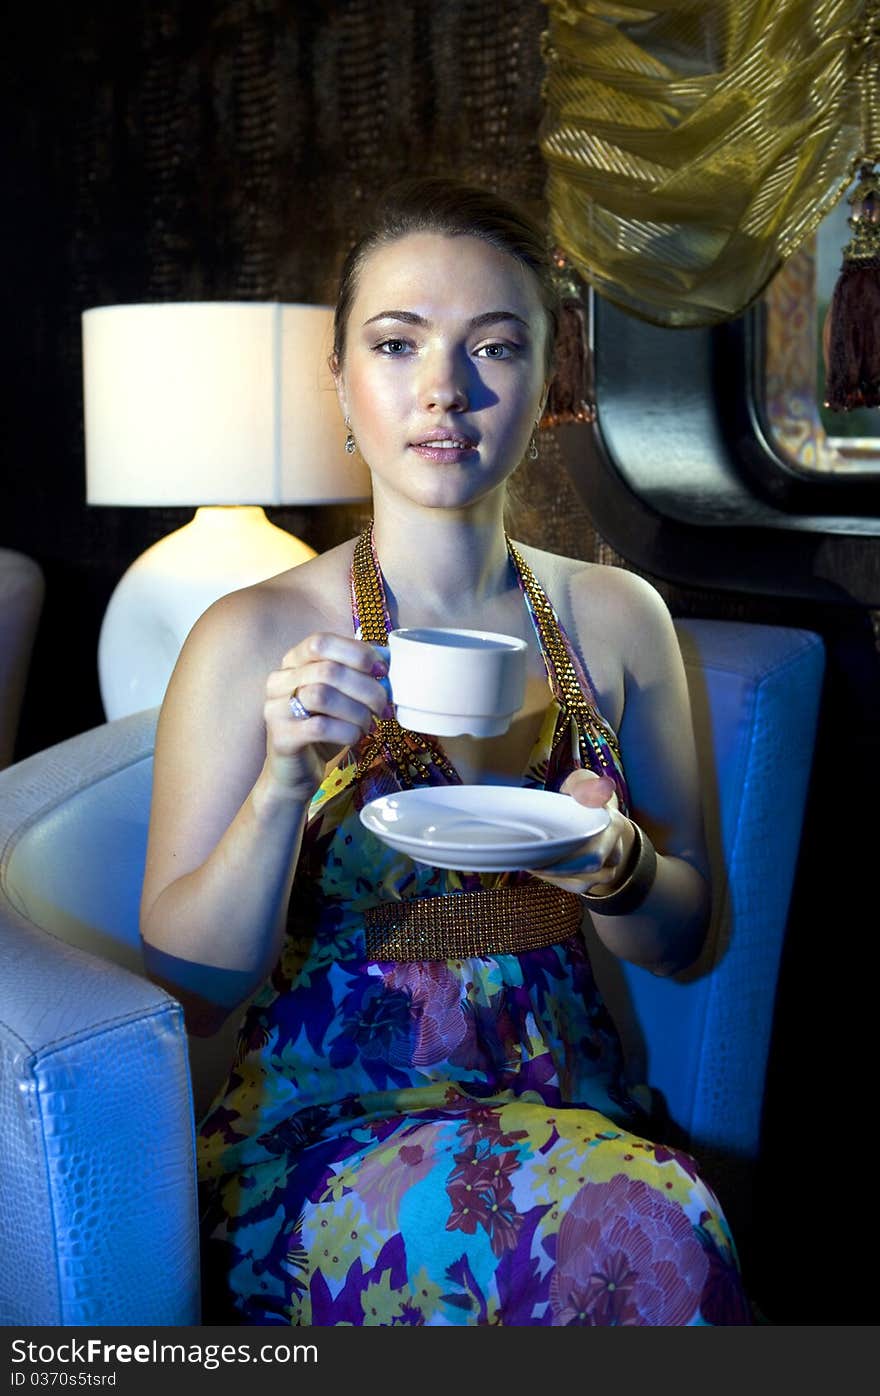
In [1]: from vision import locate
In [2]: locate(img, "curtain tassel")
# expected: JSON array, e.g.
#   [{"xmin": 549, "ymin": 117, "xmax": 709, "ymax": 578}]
[
  {"xmin": 823, "ymin": 163, "xmax": 880, "ymax": 412},
  {"xmin": 540, "ymin": 251, "xmax": 597, "ymax": 428}
]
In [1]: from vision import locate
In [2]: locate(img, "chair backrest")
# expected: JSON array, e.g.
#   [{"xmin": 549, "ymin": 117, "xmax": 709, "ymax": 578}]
[
  {"xmin": 592, "ymin": 619, "xmax": 824, "ymax": 1237},
  {"xmin": 0, "ymin": 616, "xmax": 825, "ymax": 1315}
]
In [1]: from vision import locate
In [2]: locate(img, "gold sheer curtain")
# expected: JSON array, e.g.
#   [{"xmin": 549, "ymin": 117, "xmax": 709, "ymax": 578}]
[{"xmin": 539, "ymin": 0, "xmax": 880, "ymax": 326}]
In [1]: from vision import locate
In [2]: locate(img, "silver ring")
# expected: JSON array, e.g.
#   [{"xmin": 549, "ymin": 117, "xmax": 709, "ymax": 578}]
[{"xmin": 288, "ymin": 692, "xmax": 311, "ymax": 720}]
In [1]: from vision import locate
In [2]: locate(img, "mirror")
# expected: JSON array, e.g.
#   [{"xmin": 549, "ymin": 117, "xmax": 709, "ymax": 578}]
[{"xmin": 763, "ymin": 177, "xmax": 880, "ymax": 475}]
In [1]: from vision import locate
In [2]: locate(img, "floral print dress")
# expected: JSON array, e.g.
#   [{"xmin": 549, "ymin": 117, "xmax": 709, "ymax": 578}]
[{"xmin": 196, "ymin": 533, "xmax": 752, "ymax": 1326}]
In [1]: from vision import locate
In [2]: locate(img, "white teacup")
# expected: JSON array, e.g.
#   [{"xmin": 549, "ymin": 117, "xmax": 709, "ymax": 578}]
[{"xmin": 387, "ymin": 627, "xmax": 528, "ymax": 737}]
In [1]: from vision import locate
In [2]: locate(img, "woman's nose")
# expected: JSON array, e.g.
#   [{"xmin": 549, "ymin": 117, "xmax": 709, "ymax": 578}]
[{"xmin": 419, "ymin": 348, "xmax": 470, "ymax": 412}]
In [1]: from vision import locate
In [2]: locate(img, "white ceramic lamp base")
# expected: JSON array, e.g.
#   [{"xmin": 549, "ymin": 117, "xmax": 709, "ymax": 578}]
[{"xmin": 99, "ymin": 506, "xmax": 315, "ymax": 720}]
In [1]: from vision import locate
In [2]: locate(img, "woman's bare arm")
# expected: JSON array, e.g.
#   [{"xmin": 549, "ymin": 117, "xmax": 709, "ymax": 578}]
[
  {"xmin": 139, "ymin": 581, "xmax": 387, "ymax": 1033},
  {"xmin": 535, "ymin": 565, "xmax": 710, "ymax": 976}
]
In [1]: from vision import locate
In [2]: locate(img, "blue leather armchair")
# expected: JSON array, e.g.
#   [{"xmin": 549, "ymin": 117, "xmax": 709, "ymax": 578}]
[{"xmin": 0, "ymin": 619, "xmax": 825, "ymax": 1325}]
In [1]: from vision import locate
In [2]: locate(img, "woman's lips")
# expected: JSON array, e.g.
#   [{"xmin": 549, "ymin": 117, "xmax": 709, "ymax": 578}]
[{"xmin": 408, "ymin": 440, "xmax": 478, "ymax": 463}]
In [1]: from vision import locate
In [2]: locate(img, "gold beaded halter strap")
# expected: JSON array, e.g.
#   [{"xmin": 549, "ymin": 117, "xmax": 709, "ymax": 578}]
[
  {"xmin": 350, "ymin": 524, "xmax": 618, "ymax": 962},
  {"xmin": 351, "ymin": 524, "xmax": 622, "ymax": 783}
]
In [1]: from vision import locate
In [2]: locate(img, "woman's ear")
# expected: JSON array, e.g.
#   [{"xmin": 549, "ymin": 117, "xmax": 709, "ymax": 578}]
[{"xmin": 329, "ymin": 351, "xmax": 349, "ymax": 421}]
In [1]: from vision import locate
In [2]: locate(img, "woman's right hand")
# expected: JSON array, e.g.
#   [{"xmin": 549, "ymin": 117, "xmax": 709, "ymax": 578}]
[{"xmin": 262, "ymin": 632, "xmax": 390, "ymax": 802}]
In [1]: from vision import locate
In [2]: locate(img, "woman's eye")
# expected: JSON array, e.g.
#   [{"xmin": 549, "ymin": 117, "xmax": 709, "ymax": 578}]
[
  {"xmin": 375, "ymin": 338, "xmax": 410, "ymax": 355},
  {"xmin": 475, "ymin": 342, "xmax": 515, "ymax": 359}
]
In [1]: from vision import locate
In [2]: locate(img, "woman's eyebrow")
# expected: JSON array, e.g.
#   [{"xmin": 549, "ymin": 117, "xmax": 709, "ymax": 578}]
[
  {"xmin": 469, "ymin": 310, "xmax": 531, "ymax": 331},
  {"xmin": 362, "ymin": 309, "xmax": 531, "ymax": 330}
]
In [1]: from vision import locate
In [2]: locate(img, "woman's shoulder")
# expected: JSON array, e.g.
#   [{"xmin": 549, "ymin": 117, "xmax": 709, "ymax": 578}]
[
  {"xmin": 186, "ymin": 536, "xmax": 359, "ymax": 666},
  {"xmin": 511, "ymin": 541, "xmax": 670, "ymax": 654}
]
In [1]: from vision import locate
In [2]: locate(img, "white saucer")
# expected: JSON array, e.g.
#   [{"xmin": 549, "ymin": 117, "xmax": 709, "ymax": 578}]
[{"xmin": 359, "ymin": 786, "xmax": 610, "ymax": 871}]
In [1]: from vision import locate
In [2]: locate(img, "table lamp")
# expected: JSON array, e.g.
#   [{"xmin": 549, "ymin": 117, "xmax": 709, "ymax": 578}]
[{"xmin": 82, "ymin": 302, "xmax": 371, "ymax": 720}]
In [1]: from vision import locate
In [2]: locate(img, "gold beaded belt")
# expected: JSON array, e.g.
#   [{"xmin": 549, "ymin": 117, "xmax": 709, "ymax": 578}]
[{"xmin": 362, "ymin": 882, "xmax": 584, "ymax": 962}]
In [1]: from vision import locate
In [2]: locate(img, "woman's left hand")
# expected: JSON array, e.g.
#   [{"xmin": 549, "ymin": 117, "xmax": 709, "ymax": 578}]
[{"xmin": 528, "ymin": 768, "xmax": 637, "ymax": 897}]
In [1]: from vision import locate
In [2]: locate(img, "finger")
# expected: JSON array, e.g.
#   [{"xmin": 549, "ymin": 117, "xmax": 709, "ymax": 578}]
[
  {"xmin": 530, "ymin": 865, "xmax": 626, "ymax": 897},
  {"xmin": 267, "ymin": 659, "xmax": 388, "ymax": 718},
  {"xmin": 525, "ymin": 809, "xmax": 628, "ymax": 880},
  {"xmin": 280, "ymin": 632, "xmax": 388, "ymax": 678},
  {"xmin": 528, "ymin": 830, "xmax": 616, "ymax": 877},
  {"xmin": 560, "ymin": 769, "xmax": 618, "ymax": 809},
  {"xmin": 527, "ymin": 869, "xmax": 595, "ymax": 895},
  {"xmin": 531, "ymin": 850, "xmax": 603, "ymax": 877},
  {"xmin": 289, "ymin": 680, "xmax": 379, "ymax": 731},
  {"xmin": 264, "ymin": 702, "xmax": 369, "ymax": 754},
  {"xmin": 264, "ymin": 686, "xmax": 379, "ymax": 738}
]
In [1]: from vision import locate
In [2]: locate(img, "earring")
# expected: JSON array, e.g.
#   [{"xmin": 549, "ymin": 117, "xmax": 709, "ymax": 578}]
[
  {"xmin": 344, "ymin": 417, "xmax": 357, "ymax": 455},
  {"xmin": 528, "ymin": 425, "xmax": 539, "ymax": 460}
]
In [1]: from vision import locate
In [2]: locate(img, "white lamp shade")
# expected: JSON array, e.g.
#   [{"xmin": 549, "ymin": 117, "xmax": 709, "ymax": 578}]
[{"xmin": 82, "ymin": 301, "xmax": 371, "ymax": 505}]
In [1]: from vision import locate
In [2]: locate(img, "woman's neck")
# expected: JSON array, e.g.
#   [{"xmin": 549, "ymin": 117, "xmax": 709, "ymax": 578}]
[{"xmin": 370, "ymin": 495, "xmax": 514, "ymax": 625}]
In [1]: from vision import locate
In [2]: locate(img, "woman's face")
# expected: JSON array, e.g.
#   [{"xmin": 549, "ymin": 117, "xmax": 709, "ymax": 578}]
[{"xmin": 334, "ymin": 231, "xmax": 549, "ymax": 511}]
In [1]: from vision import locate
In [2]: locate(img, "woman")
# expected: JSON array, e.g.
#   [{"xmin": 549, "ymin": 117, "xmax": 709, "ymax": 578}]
[{"xmin": 140, "ymin": 177, "xmax": 752, "ymax": 1325}]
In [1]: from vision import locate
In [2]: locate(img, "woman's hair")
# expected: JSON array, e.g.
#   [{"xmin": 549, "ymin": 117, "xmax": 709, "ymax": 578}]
[{"xmin": 332, "ymin": 176, "xmax": 560, "ymax": 377}]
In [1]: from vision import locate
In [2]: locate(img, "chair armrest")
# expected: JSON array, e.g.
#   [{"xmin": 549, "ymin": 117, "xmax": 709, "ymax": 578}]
[{"xmin": 0, "ymin": 710, "xmax": 200, "ymax": 1325}]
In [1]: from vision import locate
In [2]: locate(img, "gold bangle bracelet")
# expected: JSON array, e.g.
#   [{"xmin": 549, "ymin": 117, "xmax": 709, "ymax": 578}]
[{"xmin": 580, "ymin": 822, "xmax": 658, "ymax": 917}]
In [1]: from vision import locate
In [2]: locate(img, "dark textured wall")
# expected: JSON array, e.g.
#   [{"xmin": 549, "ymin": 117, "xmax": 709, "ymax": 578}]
[
  {"xmin": 2, "ymin": 0, "xmax": 878, "ymax": 1325},
  {"xmin": 2, "ymin": 0, "xmax": 604, "ymax": 756}
]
